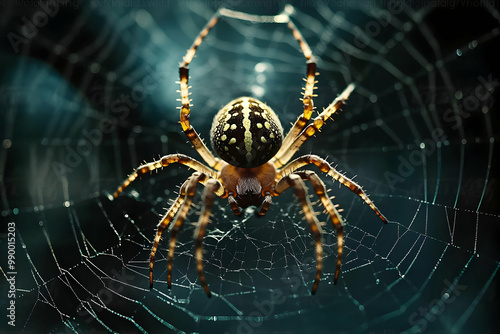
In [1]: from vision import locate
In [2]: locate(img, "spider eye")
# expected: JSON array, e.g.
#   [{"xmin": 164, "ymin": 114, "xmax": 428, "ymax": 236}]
[{"xmin": 210, "ymin": 97, "xmax": 283, "ymax": 168}]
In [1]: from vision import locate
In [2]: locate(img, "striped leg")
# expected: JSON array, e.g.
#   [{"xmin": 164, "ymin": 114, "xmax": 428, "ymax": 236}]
[
  {"xmin": 273, "ymin": 84, "xmax": 355, "ymax": 168},
  {"xmin": 114, "ymin": 154, "xmax": 215, "ymax": 198},
  {"xmin": 149, "ymin": 179, "xmax": 189, "ymax": 288},
  {"xmin": 179, "ymin": 6, "xmax": 321, "ymax": 170},
  {"xmin": 166, "ymin": 172, "xmax": 224, "ymax": 289},
  {"xmin": 148, "ymin": 172, "xmax": 223, "ymax": 289},
  {"xmin": 275, "ymin": 18, "xmax": 318, "ymax": 160},
  {"xmin": 294, "ymin": 170, "xmax": 344, "ymax": 284},
  {"xmin": 179, "ymin": 11, "xmax": 221, "ymax": 169},
  {"xmin": 275, "ymin": 173, "xmax": 323, "ymax": 294},
  {"xmin": 278, "ymin": 154, "xmax": 388, "ymax": 224},
  {"xmin": 193, "ymin": 178, "xmax": 222, "ymax": 298}
]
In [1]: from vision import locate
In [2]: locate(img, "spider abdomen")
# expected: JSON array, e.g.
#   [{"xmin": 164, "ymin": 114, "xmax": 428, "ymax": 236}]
[{"xmin": 210, "ymin": 97, "xmax": 283, "ymax": 168}]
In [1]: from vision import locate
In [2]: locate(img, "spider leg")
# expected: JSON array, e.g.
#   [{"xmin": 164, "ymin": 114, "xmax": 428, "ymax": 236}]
[
  {"xmin": 275, "ymin": 15, "xmax": 317, "ymax": 159},
  {"xmin": 193, "ymin": 178, "xmax": 221, "ymax": 298},
  {"xmin": 275, "ymin": 173, "xmax": 323, "ymax": 295},
  {"xmin": 273, "ymin": 84, "xmax": 355, "ymax": 168},
  {"xmin": 166, "ymin": 172, "xmax": 222, "ymax": 289},
  {"xmin": 219, "ymin": 7, "xmax": 319, "ymax": 163},
  {"xmin": 114, "ymin": 154, "xmax": 216, "ymax": 198},
  {"xmin": 149, "ymin": 179, "xmax": 189, "ymax": 289},
  {"xmin": 179, "ymin": 12, "xmax": 222, "ymax": 170},
  {"xmin": 277, "ymin": 154, "xmax": 388, "ymax": 224},
  {"xmin": 180, "ymin": 6, "xmax": 323, "ymax": 170},
  {"xmin": 294, "ymin": 170, "xmax": 344, "ymax": 285}
]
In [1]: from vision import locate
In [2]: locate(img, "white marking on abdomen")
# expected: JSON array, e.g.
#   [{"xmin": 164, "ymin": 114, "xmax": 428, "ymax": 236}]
[{"xmin": 242, "ymin": 98, "xmax": 253, "ymax": 161}]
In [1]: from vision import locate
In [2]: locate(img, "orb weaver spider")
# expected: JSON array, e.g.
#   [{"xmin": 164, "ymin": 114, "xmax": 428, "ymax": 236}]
[{"xmin": 114, "ymin": 6, "xmax": 388, "ymax": 298}]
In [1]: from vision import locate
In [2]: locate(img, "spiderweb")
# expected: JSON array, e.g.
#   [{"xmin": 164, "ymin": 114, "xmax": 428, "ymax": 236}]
[{"xmin": 1, "ymin": 0, "xmax": 499, "ymax": 333}]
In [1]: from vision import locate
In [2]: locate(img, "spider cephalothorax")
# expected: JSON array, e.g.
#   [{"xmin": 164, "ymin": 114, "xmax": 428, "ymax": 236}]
[{"xmin": 114, "ymin": 6, "xmax": 388, "ymax": 298}]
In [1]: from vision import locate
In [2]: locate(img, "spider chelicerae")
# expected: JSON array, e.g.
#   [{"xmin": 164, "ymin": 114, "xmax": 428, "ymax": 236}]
[{"xmin": 114, "ymin": 6, "xmax": 388, "ymax": 298}]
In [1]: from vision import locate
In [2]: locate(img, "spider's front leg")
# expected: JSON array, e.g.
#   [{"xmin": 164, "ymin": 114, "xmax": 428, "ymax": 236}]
[
  {"xmin": 178, "ymin": 12, "xmax": 223, "ymax": 170},
  {"xmin": 273, "ymin": 84, "xmax": 355, "ymax": 168}
]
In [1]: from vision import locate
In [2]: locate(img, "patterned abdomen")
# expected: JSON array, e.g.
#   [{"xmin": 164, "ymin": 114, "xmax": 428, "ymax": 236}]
[{"xmin": 210, "ymin": 97, "xmax": 283, "ymax": 168}]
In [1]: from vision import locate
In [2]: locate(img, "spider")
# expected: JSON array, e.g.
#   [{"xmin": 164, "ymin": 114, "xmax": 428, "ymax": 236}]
[{"xmin": 114, "ymin": 6, "xmax": 388, "ymax": 298}]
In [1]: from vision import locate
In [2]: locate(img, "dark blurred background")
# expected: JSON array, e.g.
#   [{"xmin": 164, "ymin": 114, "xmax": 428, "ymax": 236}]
[{"xmin": 0, "ymin": 0, "xmax": 499, "ymax": 333}]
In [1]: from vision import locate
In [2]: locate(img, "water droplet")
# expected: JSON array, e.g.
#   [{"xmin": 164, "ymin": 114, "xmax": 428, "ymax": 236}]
[
  {"xmin": 107, "ymin": 72, "xmax": 117, "ymax": 82},
  {"xmin": 135, "ymin": 9, "xmax": 153, "ymax": 27},
  {"xmin": 254, "ymin": 62, "xmax": 272, "ymax": 73},
  {"xmin": 256, "ymin": 73, "xmax": 266, "ymax": 84},
  {"xmin": 2, "ymin": 139, "xmax": 12, "ymax": 149},
  {"xmin": 251, "ymin": 85, "xmax": 264, "ymax": 98},
  {"xmin": 89, "ymin": 62, "xmax": 101, "ymax": 74},
  {"xmin": 468, "ymin": 40, "xmax": 478, "ymax": 49}
]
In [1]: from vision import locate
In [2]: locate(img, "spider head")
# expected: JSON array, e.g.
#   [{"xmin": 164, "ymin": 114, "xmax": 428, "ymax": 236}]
[
  {"xmin": 220, "ymin": 162, "xmax": 277, "ymax": 211},
  {"xmin": 211, "ymin": 97, "xmax": 283, "ymax": 168}
]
